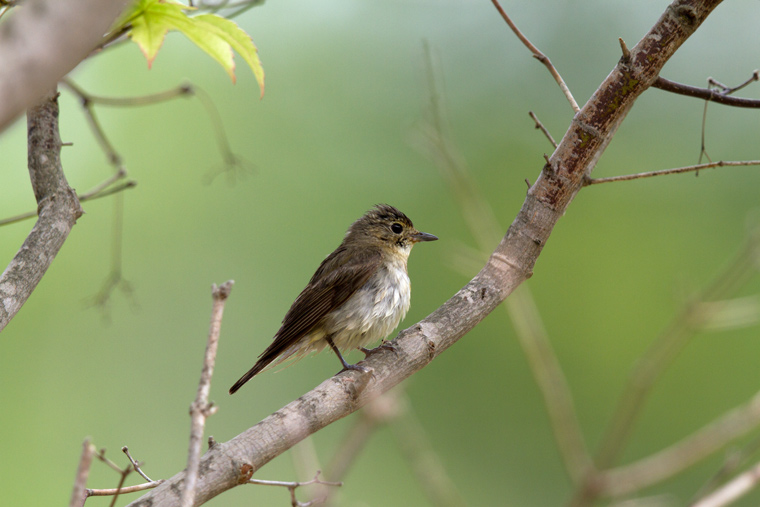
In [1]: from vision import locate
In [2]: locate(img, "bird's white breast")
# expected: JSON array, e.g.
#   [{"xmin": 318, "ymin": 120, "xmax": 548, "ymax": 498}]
[{"xmin": 324, "ymin": 253, "xmax": 411, "ymax": 350}]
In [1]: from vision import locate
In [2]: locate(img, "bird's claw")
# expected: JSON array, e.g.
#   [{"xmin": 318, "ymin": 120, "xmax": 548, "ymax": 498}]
[
  {"xmin": 337, "ymin": 362, "xmax": 375, "ymax": 380},
  {"xmin": 359, "ymin": 340, "xmax": 399, "ymax": 358}
]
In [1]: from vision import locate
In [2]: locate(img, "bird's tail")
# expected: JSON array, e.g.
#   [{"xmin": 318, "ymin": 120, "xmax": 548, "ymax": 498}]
[
  {"xmin": 229, "ymin": 337, "xmax": 312, "ymax": 394},
  {"xmin": 228, "ymin": 361, "xmax": 268, "ymax": 394}
]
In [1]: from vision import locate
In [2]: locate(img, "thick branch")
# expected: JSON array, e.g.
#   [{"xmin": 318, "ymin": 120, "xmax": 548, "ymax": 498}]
[
  {"xmin": 0, "ymin": 0, "xmax": 130, "ymax": 133},
  {"xmin": 127, "ymin": 1, "xmax": 723, "ymax": 505},
  {"xmin": 0, "ymin": 89, "xmax": 84, "ymax": 332}
]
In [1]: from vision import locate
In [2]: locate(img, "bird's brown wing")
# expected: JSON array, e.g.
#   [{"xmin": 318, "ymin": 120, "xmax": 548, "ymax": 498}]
[{"xmin": 229, "ymin": 246, "xmax": 382, "ymax": 393}]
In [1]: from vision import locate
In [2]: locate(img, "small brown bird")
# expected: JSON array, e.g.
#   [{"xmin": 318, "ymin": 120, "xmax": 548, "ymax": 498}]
[{"xmin": 229, "ymin": 204, "xmax": 437, "ymax": 394}]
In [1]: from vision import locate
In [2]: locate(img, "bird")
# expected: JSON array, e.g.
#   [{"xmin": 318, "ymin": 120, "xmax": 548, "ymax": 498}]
[{"xmin": 229, "ymin": 204, "xmax": 437, "ymax": 394}]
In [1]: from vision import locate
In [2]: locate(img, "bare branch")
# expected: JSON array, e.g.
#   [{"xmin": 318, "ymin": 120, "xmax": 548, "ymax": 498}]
[
  {"xmin": 389, "ymin": 394, "xmax": 468, "ymax": 507},
  {"xmin": 692, "ymin": 436, "xmax": 760, "ymax": 502},
  {"xmin": 122, "ymin": 447, "xmax": 154, "ymax": 483},
  {"xmin": 180, "ymin": 281, "xmax": 234, "ymax": 507},
  {"xmin": 0, "ymin": 88, "xmax": 84, "ymax": 332},
  {"xmin": 0, "ymin": 170, "xmax": 135, "ymax": 227},
  {"xmin": 249, "ymin": 471, "xmax": 342, "ymax": 507},
  {"xmin": 708, "ymin": 70, "xmax": 760, "ymax": 94},
  {"xmin": 506, "ymin": 286, "xmax": 593, "ymax": 484},
  {"xmin": 86, "ymin": 481, "xmax": 164, "ymax": 497},
  {"xmin": 62, "ymin": 79, "xmax": 194, "ymax": 108},
  {"xmin": 690, "ymin": 461, "xmax": 760, "ymax": 507},
  {"xmin": 326, "ymin": 393, "xmax": 400, "ymax": 482},
  {"xmin": 598, "ymin": 389, "xmax": 760, "ymax": 497},
  {"xmin": 61, "ymin": 79, "xmax": 250, "ymax": 183},
  {"xmin": 69, "ymin": 439, "xmax": 96, "ymax": 507},
  {"xmin": 490, "ymin": 0, "xmax": 579, "ymax": 113},
  {"xmin": 95, "ymin": 448, "xmax": 125, "ymax": 474},
  {"xmin": 76, "ymin": 446, "xmax": 164, "ymax": 503},
  {"xmin": 566, "ymin": 228, "xmax": 760, "ymax": 506},
  {"xmin": 528, "ymin": 111, "xmax": 558, "ymax": 148},
  {"xmin": 0, "ymin": 0, "xmax": 130, "ymax": 132},
  {"xmin": 128, "ymin": 1, "xmax": 725, "ymax": 505},
  {"xmin": 652, "ymin": 76, "xmax": 760, "ymax": 108},
  {"xmin": 584, "ymin": 160, "xmax": 760, "ymax": 185},
  {"xmin": 417, "ymin": 38, "xmax": 590, "ymax": 486}
]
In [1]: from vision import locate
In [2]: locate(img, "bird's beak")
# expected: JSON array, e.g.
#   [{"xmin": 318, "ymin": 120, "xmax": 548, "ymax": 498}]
[{"xmin": 412, "ymin": 231, "xmax": 438, "ymax": 243}]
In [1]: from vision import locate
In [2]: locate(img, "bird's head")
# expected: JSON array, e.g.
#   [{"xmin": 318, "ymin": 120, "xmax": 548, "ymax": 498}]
[{"xmin": 345, "ymin": 204, "xmax": 438, "ymax": 255}]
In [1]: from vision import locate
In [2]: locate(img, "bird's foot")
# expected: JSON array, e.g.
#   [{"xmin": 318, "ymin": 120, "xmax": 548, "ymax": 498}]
[
  {"xmin": 338, "ymin": 362, "xmax": 372, "ymax": 374},
  {"xmin": 359, "ymin": 340, "xmax": 399, "ymax": 358},
  {"xmin": 337, "ymin": 362, "xmax": 375, "ymax": 382}
]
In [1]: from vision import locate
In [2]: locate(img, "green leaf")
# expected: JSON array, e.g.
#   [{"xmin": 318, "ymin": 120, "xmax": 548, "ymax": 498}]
[
  {"xmin": 121, "ymin": 0, "xmax": 265, "ymax": 96},
  {"xmin": 193, "ymin": 14, "xmax": 265, "ymax": 97},
  {"xmin": 127, "ymin": 0, "xmax": 187, "ymax": 67}
]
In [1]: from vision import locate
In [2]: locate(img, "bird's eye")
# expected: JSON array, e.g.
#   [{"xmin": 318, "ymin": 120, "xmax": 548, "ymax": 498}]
[{"xmin": 390, "ymin": 223, "xmax": 403, "ymax": 234}]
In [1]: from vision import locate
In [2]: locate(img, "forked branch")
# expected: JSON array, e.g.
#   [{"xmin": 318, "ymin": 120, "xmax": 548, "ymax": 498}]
[{"xmin": 127, "ymin": 1, "xmax": 725, "ymax": 505}]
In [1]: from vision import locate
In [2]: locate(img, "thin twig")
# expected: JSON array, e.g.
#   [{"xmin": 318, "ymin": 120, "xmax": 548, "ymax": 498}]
[
  {"xmin": 194, "ymin": 0, "xmax": 265, "ymax": 19},
  {"xmin": 86, "ymin": 481, "xmax": 165, "ymax": 497},
  {"xmin": 708, "ymin": 70, "xmax": 760, "ymax": 94},
  {"xmin": 699, "ymin": 91, "xmax": 712, "ymax": 164},
  {"xmin": 69, "ymin": 439, "xmax": 95, "ymax": 507},
  {"xmin": 194, "ymin": 86, "xmax": 254, "ymax": 184},
  {"xmin": 528, "ymin": 111, "xmax": 557, "ymax": 148},
  {"xmin": 108, "ymin": 464, "xmax": 131, "ymax": 507},
  {"xmin": 77, "ymin": 447, "xmax": 163, "ymax": 503},
  {"xmin": 0, "ymin": 174, "xmax": 135, "ymax": 227},
  {"xmin": 505, "ymin": 285, "xmax": 594, "ymax": 484},
  {"xmin": 180, "ymin": 281, "xmax": 234, "ymax": 507},
  {"xmin": 77, "ymin": 168, "xmax": 127, "ymax": 200},
  {"xmin": 590, "ymin": 230, "xmax": 760, "ymax": 475},
  {"xmin": 62, "ymin": 79, "xmax": 195, "ymax": 107},
  {"xmin": 249, "ymin": 471, "xmax": 342, "ymax": 507},
  {"xmin": 95, "ymin": 448, "xmax": 124, "ymax": 474},
  {"xmin": 692, "ymin": 436, "xmax": 760, "ymax": 502},
  {"xmin": 690, "ymin": 460, "xmax": 760, "ymax": 507},
  {"xmin": 584, "ymin": 160, "xmax": 760, "ymax": 186},
  {"xmin": 122, "ymin": 447, "xmax": 154, "ymax": 483},
  {"xmin": 62, "ymin": 78, "xmax": 122, "ymax": 166},
  {"xmin": 85, "ymin": 191, "xmax": 137, "ymax": 316},
  {"xmin": 389, "ymin": 394, "xmax": 468, "ymax": 507},
  {"xmin": 290, "ymin": 438, "xmax": 326, "ymax": 503},
  {"xmin": 490, "ymin": 0, "xmax": 579, "ymax": 113},
  {"xmin": 652, "ymin": 76, "xmax": 760, "ymax": 108},
  {"xmin": 322, "ymin": 392, "xmax": 404, "ymax": 507},
  {"xmin": 415, "ymin": 41, "xmax": 591, "ymax": 486},
  {"xmin": 597, "ymin": 389, "xmax": 760, "ymax": 498}
]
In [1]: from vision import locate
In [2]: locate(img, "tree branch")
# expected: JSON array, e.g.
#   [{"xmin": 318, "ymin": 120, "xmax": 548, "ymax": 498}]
[
  {"xmin": 69, "ymin": 439, "xmax": 96, "ymax": 507},
  {"xmin": 0, "ymin": 88, "xmax": 84, "ymax": 332},
  {"xmin": 0, "ymin": 0, "xmax": 131, "ymax": 133},
  {"xmin": 584, "ymin": 160, "xmax": 760, "ymax": 185},
  {"xmin": 653, "ymin": 76, "xmax": 760, "ymax": 108},
  {"xmin": 127, "ymin": 1, "xmax": 724, "ymax": 505},
  {"xmin": 491, "ymin": 0, "xmax": 579, "ymax": 113},
  {"xmin": 181, "ymin": 281, "xmax": 233, "ymax": 507},
  {"xmin": 691, "ymin": 460, "xmax": 760, "ymax": 507},
  {"xmin": 598, "ymin": 388, "xmax": 760, "ymax": 497}
]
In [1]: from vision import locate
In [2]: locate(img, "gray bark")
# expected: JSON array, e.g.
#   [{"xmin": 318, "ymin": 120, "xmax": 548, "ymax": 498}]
[{"xmin": 127, "ymin": 0, "xmax": 724, "ymax": 505}]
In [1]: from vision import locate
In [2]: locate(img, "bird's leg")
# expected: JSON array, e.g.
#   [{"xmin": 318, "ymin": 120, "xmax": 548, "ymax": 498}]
[
  {"xmin": 359, "ymin": 339, "xmax": 399, "ymax": 358},
  {"xmin": 326, "ymin": 336, "xmax": 370, "ymax": 374}
]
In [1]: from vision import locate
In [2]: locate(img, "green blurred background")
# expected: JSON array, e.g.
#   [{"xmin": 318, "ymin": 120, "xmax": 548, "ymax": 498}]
[{"xmin": 2, "ymin": 1, "xmax": 759, "ymax": 505}]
